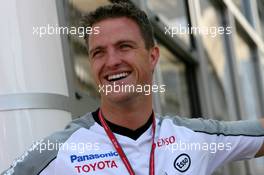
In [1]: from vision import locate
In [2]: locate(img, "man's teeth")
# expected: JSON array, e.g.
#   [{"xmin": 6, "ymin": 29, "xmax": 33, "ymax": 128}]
[{"xmin": 108, "ymin": 72, "xmax": 129, "ymax": 81}]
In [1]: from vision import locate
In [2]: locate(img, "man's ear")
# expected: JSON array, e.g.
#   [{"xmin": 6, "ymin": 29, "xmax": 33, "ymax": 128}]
[{"xmin": 149, "ymin": 46, "xmax": 159, "ymax": 72}]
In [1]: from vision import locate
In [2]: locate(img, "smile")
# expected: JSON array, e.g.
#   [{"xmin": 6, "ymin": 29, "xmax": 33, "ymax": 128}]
[{"xmin": 106, "ymin": 71, "xmax": 131, "ymax": 82}]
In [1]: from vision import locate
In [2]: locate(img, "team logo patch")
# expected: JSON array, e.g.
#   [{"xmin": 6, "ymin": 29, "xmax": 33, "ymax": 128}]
[{"xmin": 174, "ymin": 153, "xmax": 191, "ymax": 172}]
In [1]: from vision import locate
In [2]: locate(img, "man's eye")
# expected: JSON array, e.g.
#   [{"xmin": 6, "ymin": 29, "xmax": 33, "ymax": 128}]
[
  {"xmin": 120, "ymin": 44, "xmax": 132, "ymax": 50},
  {"xmin": 92, "ymin": 51, "xmax": 103, "ymax": 58}
]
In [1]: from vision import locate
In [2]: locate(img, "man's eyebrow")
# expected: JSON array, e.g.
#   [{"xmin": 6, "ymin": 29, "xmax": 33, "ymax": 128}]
[
  {"xmin": 89, "ymin": 40, "xmax": 137, "ymax": 55},
  {"xmin": 115, "ymin": 40, "xmax": 137, "ymax": 46}
]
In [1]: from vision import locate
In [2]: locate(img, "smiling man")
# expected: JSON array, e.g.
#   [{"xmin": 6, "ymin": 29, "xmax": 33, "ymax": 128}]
[
  {"xmin": 2, "ymin": 2, "xmax": 264, "ymax": 175},
  {"xmin": 87, "ymin": 15, "xmax": 159, "ymax": 130}
]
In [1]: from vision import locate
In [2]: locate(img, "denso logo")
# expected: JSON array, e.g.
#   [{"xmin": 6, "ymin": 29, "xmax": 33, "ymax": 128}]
[
  {"xmin": 70, "ymin": 151, "xmax": 118, "ymax": 163},
  {"xmin": 75, "ymin": 160, "xmax": 118, "ymax": 173},
  {"xmin": 157, "ymin": 136, "xmax": 176, "ymax": 147}
]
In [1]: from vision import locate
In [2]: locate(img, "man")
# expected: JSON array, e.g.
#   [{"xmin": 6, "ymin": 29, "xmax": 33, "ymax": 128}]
[{"xmin": 2, "ymin": 2, "xmax": 264, "ymax": 175}]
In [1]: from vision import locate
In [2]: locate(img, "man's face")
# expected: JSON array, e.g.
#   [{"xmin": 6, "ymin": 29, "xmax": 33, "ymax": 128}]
[{"xmin": 88, "ymin": 17, "xmax": 159, "ymax": 102}]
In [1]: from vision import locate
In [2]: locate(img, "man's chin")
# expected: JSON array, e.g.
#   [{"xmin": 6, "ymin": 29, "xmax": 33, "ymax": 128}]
[{"xmin": 102, "ymin": 92, "xmax": 137, "ymax": 103}]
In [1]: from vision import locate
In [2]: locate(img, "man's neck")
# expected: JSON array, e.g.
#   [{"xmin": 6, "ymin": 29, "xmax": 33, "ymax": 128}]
[{"xmin": 100, "ymin": 95, "xmax": 153, "ymax": 130}]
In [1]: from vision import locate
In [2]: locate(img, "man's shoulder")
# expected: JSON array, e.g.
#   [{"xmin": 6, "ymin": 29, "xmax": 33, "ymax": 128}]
[
  {"xmin": 1, "ymin": 112, "xmax": 96, "ymax": 175},
  {"xmin": 156, "ymin": 113, "xmax": 264, "ymax": 136},
  {"xmin": 156, "ymin": 114, "xmax": 215, "ymax": 134}
]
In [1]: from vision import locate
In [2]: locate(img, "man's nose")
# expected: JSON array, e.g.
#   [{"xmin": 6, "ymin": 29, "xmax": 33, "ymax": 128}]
[{"xmin": 105, "ymin": 49, "xmax": 122, "ymax": 68}]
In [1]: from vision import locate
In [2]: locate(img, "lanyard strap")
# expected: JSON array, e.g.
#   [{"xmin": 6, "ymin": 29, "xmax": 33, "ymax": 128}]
[{"xmin": 99, "ymin": 109, "xmax": 156, "ymax": 175}]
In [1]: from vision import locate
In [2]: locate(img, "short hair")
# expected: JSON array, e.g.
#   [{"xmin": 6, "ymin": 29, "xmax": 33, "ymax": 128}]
[{"xmin": 81, "ymin": 2, "xmax": 155, "ymax": 50}]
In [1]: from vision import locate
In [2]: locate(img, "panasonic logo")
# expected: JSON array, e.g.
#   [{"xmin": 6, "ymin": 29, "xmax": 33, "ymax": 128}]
[{"xmin": 70, "ymin": 151, "xmax": 118, "ymax": 163}]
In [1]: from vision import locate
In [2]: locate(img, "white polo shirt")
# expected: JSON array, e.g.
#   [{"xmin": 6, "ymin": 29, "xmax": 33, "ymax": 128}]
[{"xmin": 2, "ymin": 110, "xmax": 264, "ymax": 175}]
